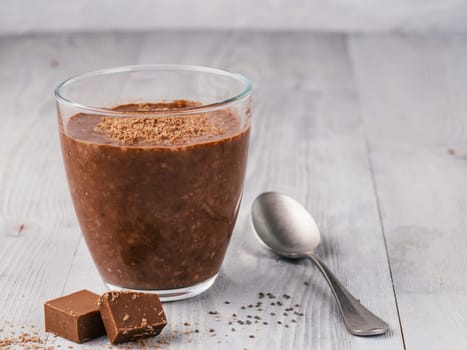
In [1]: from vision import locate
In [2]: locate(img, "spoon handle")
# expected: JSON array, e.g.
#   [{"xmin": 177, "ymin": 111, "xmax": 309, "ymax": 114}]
[{"xmin": 307, "ymin": 253, "xmax": 390, "ymax": 336}]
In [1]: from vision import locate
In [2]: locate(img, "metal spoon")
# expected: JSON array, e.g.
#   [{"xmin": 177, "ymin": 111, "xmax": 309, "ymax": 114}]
[{"xmin": 251, "ymin": 192, "xmax": 389, "ymax": 336}]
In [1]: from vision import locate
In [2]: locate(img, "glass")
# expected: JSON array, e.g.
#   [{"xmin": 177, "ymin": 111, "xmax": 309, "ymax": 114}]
[{"xmin": 55, "ymin": 65, "xmax": 252, "ymax": 301}]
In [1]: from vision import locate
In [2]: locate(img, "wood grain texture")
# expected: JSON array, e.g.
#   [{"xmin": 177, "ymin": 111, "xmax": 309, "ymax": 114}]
[
  {"xmin": 0, "ymin": 32, "xmax": 403, "ymax": 349},
  {"xmin": 349, "ymin": 34, "xmax": 467, "ymax": 349}
]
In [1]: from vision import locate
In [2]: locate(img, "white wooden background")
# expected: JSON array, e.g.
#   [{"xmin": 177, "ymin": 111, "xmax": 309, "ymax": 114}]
[
  {"xmin": 0, "ymin": 32, "xmax": 466, "ymax": 349},
  {"xmin": 1, "ymin": 0, "xmax": 467, "ymax": 34}
]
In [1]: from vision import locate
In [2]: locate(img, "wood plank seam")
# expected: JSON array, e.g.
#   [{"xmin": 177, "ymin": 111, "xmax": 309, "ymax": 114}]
[
  {"xmin": 363, "ymin": 134, "xmax": 407, "ymax": 350},
  {"xmin": 346, "ymin": 35, "xmax": 407, "ymax": 350}
]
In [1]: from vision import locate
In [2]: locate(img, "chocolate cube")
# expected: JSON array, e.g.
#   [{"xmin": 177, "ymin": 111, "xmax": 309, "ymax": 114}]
[
  {"xmin": 44, "ymin": 290, "xmax": 106, "ymax": 343},
  {"xmin": 99, "ymin": 291, "xmax": 167, "ymax": 344}
]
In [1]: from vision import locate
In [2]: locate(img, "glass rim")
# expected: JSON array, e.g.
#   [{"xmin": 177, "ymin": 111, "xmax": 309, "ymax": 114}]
[{"xmin": 54, "ymin": 64, "xmax": 252, "ymax": 117}]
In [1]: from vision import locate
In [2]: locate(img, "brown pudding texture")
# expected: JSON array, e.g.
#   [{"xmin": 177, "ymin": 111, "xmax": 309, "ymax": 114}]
[{"xmin": 60, "ymin": 101, "xmax": 250, "ymax": 290}]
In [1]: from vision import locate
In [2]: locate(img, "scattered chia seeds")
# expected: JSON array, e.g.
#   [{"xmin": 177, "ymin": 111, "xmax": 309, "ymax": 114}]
[{"xmin": 196, "ymin": 288, "xmax": 307, "ymax": 345}]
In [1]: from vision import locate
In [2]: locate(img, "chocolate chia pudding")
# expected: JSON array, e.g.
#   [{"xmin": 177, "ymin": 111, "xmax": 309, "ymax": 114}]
[{"xmin": 59, "ymin": 101, "xmax": 250, "ymax": 291}]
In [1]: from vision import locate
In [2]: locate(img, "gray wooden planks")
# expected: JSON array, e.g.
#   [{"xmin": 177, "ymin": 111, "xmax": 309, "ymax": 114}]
[
  {"xmin": 0, "ymin": 32, "xmax": 404, "ymax": 349},
  {"xmin": 349, "ymin": 34, "xmax": 467, "ymax": 349}
]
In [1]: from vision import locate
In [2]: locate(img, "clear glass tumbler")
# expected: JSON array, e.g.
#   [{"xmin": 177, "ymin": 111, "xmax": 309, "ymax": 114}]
[{"xmin": 55, "ymin": 65, "xmax": 252, "ymax": 301}]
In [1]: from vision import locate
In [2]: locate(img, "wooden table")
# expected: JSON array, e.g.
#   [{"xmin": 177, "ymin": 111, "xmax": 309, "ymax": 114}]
[{"xmin": 1, "ymin": 32, "xmax": 466, "ymax": 349}]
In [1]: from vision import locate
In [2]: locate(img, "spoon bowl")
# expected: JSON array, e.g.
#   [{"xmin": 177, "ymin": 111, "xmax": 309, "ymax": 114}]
[
  {"xmin": 252, "ymin": 192, "xmax": 320, "ymax": 258},
  {"xmin": 251, "ymin": 191, "xmax": 390, "ymax": 336}
]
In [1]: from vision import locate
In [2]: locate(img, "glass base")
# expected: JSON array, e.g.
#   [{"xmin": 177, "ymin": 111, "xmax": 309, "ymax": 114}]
[{"xmin": 105, "ymin": 274, "xmax": 218, "ymax": 302}]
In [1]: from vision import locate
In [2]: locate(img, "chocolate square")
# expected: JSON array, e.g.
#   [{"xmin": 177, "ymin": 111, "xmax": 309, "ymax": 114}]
[
  {"xmin": 99, "ymin": 291, "xmax": 167, "ymax": 344},
  {"xmin": 44, "ymin": 290, "xmax": 106, "ymax": 343}
]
